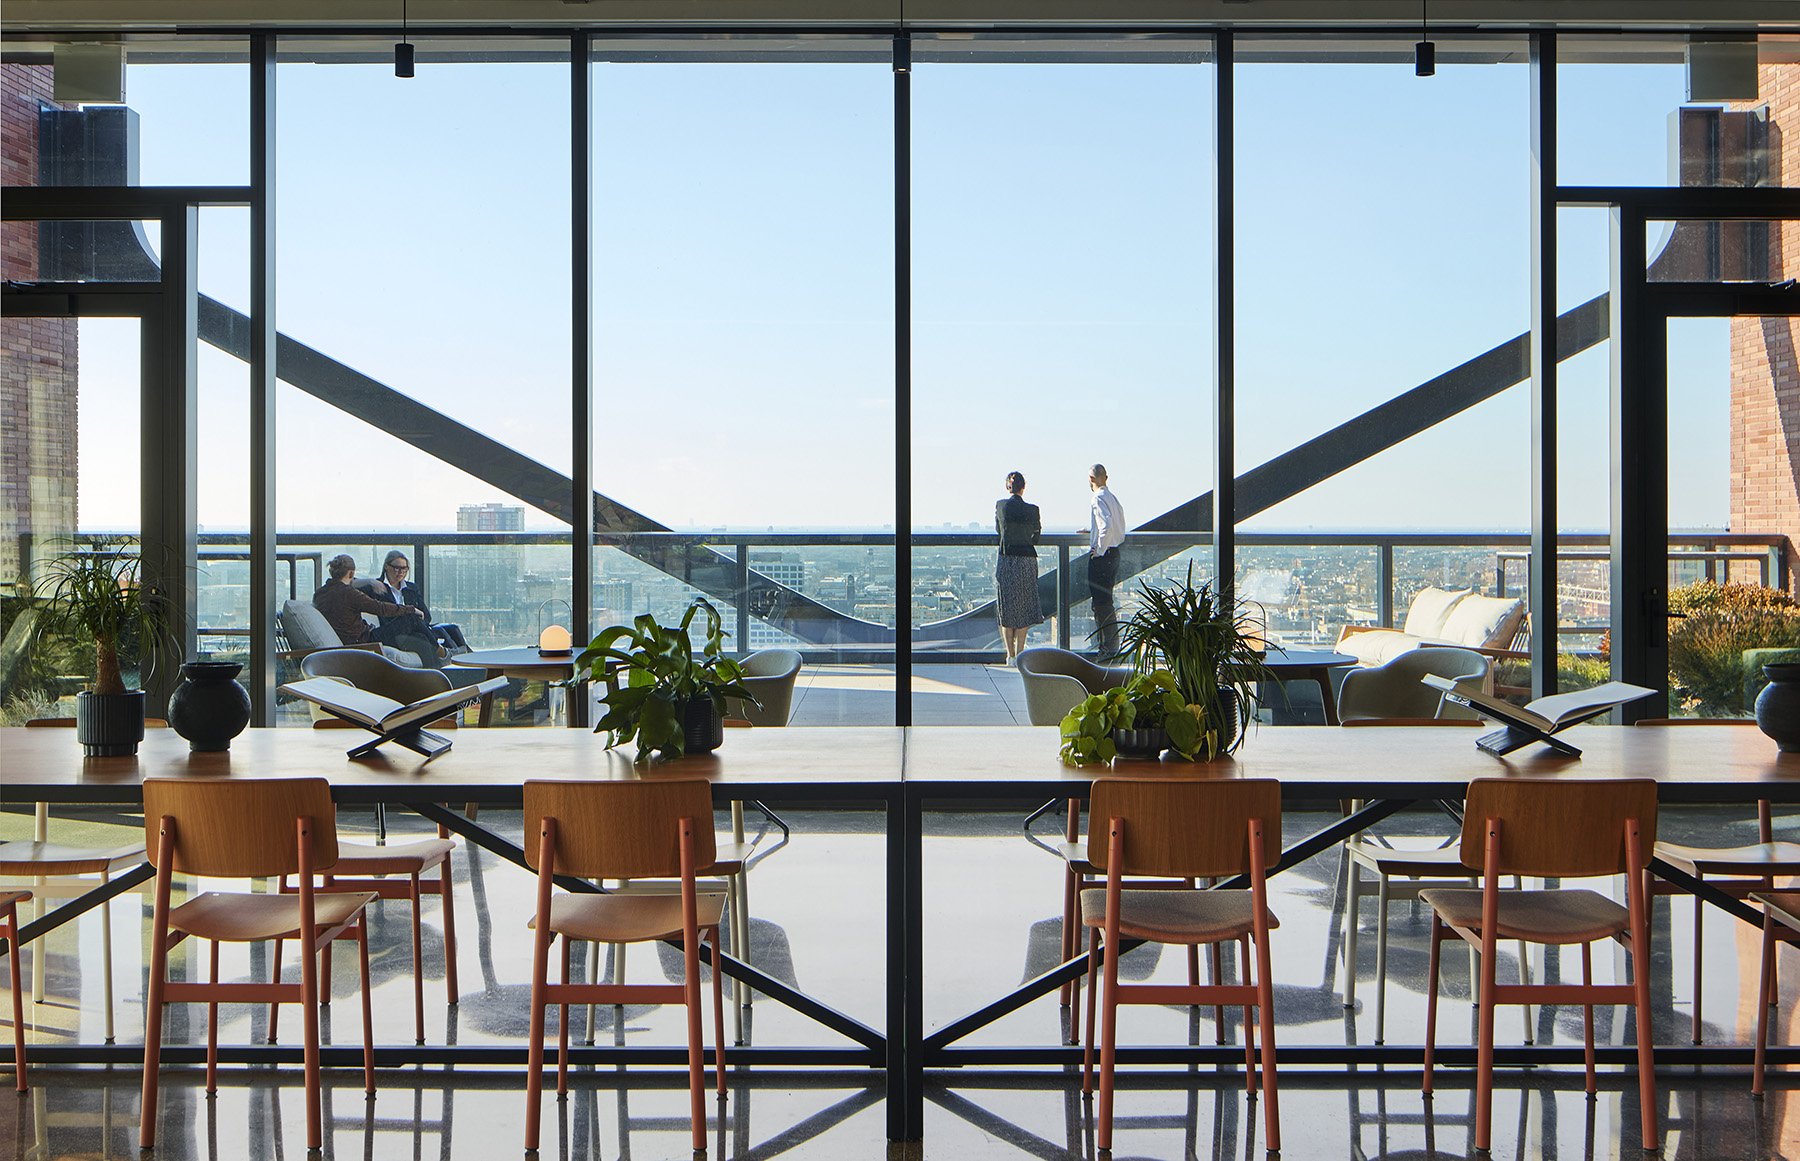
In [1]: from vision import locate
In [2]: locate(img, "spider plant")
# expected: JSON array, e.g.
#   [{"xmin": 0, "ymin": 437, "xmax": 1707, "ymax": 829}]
[
  {"xmin": 1115, "ymin": 563, "xmax": 1271, "ymax": 758},
  {"xmin": 31, "ymin": 538, "xmax": 177, "ymax": 696}
]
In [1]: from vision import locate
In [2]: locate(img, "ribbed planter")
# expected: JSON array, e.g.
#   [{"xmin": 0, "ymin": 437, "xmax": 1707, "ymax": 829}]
[
  {"xmin": 1112, "ymin": 727, "xmax": 1170, "ymax": 760},
  {"xmin": 682, "ymin": 697, "xmax": 724, "ymax": 755},
  {"xmin": 1755, "ymin": 663, "xmax": 1800, "ymax": 752},
  {"xmin": 168, "ymin": 661, "xmax": 253, "ymax": 752},
  {"xmin": 75, "ymin": 690, "xmax": 147, "ymax": 757}
]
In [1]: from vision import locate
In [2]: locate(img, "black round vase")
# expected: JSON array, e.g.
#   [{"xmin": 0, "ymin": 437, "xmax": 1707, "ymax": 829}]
[
  {"xmin": 1755, "ymin": 663, "xmax": 1800, "ymax": 753},
  {"xmin": 75, "ymin": 690, "xmax": 146, "ymax": 757},
  {"xmin": 682, "ymin": 696, "xmax": 724, "ymax": 755},
  {"xmin": 167, "ymin": 661, "xmax": 252, "ymax": 752}
]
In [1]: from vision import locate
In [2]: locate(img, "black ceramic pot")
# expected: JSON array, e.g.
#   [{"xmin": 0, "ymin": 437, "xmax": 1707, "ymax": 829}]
[
  {"xmin": 1755, "ymin": 663, "xmax": 1800, "ymax": 752},
  {"xmin": 75, "ymin": 690, "xmax": 146, "ymax": 757},
  {"xmin": 1213, "ymin": 688, "xmax": 1241, "ymax": 755},
  {"xmin": 682, "ymin": 696, "xmax": 724, "ymax": 754},
  {"xmin": 168, "ymin": 661, "xmax": 253, "ymax": 752},
  {"xmin": 1112, "ymin": 727, "xmax": 1170, "ymax": 760}
]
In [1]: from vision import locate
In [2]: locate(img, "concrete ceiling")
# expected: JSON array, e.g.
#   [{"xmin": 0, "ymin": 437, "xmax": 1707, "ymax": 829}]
[{"xmin": 2, "ymin": 0, "xmax": 1797, "ymax": 34}]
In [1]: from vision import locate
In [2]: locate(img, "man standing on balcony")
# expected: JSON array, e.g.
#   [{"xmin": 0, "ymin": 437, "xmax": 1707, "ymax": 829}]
[{"xmin": 1087, "ymin": 464, "xmax": 1127, "ymax": 657}]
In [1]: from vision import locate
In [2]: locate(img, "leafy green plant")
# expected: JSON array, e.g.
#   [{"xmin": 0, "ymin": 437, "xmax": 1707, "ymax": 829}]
[
  {"xmin": 30, "ymin": 538, "xmax": 177, "ymax": 697},
  {"xmin": 1115, "ymin": 564, "xmax": 1271, "ymax": 758},
  {"xmin": 574, "ymin": 597, "xmax": 758, "ymax": 762},
  {"xmin": 1059, "ymin": 687, "xmax": 1133, "ymax": 767},
  {"xmin": 1122, "ymin": 670, "xmax": 1205, "ymax": 760}
]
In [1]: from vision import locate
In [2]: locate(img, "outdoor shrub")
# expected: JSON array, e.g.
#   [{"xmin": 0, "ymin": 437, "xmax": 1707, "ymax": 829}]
[{"xmin": 1667, "ymin": 582, "xmax": 1800, "ymax": 715}]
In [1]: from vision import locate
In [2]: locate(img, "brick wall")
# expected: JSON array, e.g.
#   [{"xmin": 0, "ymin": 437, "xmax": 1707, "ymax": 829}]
[
  {"xmin": 1729, "ymin": 61, "xmax": 1800, "ymax": 593},
  {"xmin": 1, "ymin": 63, "xmax": 79, "ymax": 588}
]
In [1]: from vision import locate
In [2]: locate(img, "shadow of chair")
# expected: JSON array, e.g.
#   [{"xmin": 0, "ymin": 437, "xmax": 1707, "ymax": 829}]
[
  {"xmin": 1078, "ymin": 777, "xmax": 1284, "ymax": 1155},
  {"xmin": 1636, "ymin": 718, "xmax": 1798, "ymax": 1043},
  {"xmin": 1420, "ymin": 777, "xmax": 1660, "ymax": 1155},
  {"xmin": 521, "ymin": 778, "xmax": 728, "ymax": 1154},
  {"xmin": 139, "ymin": 776, "xmax": 376, "ymax": 1152}
]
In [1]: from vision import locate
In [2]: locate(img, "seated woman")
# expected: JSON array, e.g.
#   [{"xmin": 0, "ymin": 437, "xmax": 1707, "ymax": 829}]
[
  {"xmin": 311, "ymin": 553, "xmax": 434, "ymax": 666},
  {"xmin": 363, "ymin": 550, "xmax": 470, "ymax": 662}
]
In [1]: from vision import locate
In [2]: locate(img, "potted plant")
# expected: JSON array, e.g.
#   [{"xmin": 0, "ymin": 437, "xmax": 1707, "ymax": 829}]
[
  {"xmin": 574, "ymin": 597, "xmax": 759, "ymax": 763},
  {"xmin": 31, "ymin": 538, "xmax": 177, "ymax": 756},
  {"xmin": 1116, "ymin": 563, "xmax": 1271, "ymax": 760},
  {"xmin": 1058, "ymin": 686, "xmax": 1132, "ymax": 767}
]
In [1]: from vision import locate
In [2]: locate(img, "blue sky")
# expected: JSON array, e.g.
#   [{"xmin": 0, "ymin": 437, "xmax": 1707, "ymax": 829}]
[{"xmin": 68, "ymin": 43, "xmax": 1729, "ymax": 535}]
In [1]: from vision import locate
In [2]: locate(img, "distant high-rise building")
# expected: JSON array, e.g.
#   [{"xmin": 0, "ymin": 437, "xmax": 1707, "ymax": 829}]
[{"xmin": 457, "ymin": 503, "xmax": 524, "ymax": 532}]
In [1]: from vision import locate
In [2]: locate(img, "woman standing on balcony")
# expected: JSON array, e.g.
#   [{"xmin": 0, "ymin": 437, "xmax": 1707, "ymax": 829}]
[{"xmin": 995, "ymin": 471, "xmax": 1045, "ymax": 664}]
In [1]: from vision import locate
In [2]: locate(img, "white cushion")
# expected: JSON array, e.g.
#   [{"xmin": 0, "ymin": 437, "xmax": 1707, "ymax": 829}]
[
  {"xmin": 1339, "ymin": 630, "xmax": 1421, "ymax": 667},
  {"xmin": 1438, "ymin": 594, "xmax": 1526, "ymax": 650},
  {"xmin": 280, "ymin": 599, "xmax": 338, "ymax": 652},
  {"xmin": 1401, "ymin": 587, "xmax": 1470, "ymax": 639}
]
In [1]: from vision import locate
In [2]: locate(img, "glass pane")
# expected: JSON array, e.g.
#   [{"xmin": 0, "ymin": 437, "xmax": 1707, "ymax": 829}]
[
  {"xmin": 2, "ymin": 39, "xmax": 248, "ymax": 187},
  {"xmin": 912, "ymin": 33, "xmax": 1215, "ymax": 726},
  {"xmin": 1235, "ymin": 35, "xmax": 1531, "ymax": 715},
  {"xmin": 1649, "ymin": 220, "xmax": 1784, "ymax": 282},
  {"xmin": 276, "ymin": 38, "xmax": 572, "ymax": 724},
  {"xmin": 589, "ymin": 35, "xmax": 895, "ymax": 726},
  {"xmin": 1669, "ymin": 315, "xmax": 1798, "ymax": 719},
  {"xmin": 1559, "ymin": 34, "xmax": 1800, "ymax": 189}
]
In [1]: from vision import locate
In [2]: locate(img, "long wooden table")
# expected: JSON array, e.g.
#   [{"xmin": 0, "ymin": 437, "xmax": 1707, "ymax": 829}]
[{"xmin": 4, "ymin": 722, "xmax": 1797, "ymax": 1143}]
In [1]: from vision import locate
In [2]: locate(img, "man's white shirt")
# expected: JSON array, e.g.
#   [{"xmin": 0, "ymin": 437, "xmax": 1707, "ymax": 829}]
[{"xmin": 1090, "ymin": 486, "xmax": 1126, "ymax": 555}]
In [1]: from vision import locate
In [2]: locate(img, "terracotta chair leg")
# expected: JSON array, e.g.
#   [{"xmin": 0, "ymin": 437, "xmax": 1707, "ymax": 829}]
[
  {"xmin": 1630, "ymin": 882, "xmax": 1658, "ymax": 1152},
  {"xmin": 302, "ymin": 932, "xmax": 323, "ymax": 1150},
  {"xmin": 1238, "ymin": 937, "xmax": 1255, "ymax": 1093},
  {"xmin": 439, "ymin": 851, "xmax": 459, "ymax": 1006},
  {"xmin": 358, "ymin": 914, "xmax": 375, "ymax": 1096},
  {"xmin": 1754, "ymin": 915, "xmax": 1775, "ymax": 1096},
  {"xmin": 1096, "ymin": 930, "xmax": 1121, "ymax": 1153},
  {"xmin": 710, "ymin": 930, "xmax": 727, "ymax": 1096},
  {"xmin": 1081, "ymin": 928, "xmax": 1100, "ymax": 1093},
  {"xmin": 684, "ymin": 932, "xmax": 705, "ymax": 1152},
  {"xmin": 524, "ymin": 919, "xmax": 553, "ymax": 1152},
  {"xmin": 1421, "ymin": 916, "xmax": 1444, "ymax": 1096},
  {"xmin": 1254, "ymin": 925, "xmax": 1280, "ymax": 1153},
  {"xmin": 557, "ymin": 937, "xmax": 571, "ymax": 1098},
  {"xmin": 1209, "ymin": 941, "xmax": 1226, "ymax": 1045},
  {"xmin": 1473, "ymin": 937, "xmax": 1498, "ymax": 1153}
]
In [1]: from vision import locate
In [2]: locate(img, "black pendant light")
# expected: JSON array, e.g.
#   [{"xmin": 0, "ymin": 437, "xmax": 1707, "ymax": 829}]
[
  {"xmin": 395, "ymin": 0, "xmax": 415, "ymax": 78},
  {"xmin": 1415, "ymin": 0, "xmax": 1435, "ymax": 77}
]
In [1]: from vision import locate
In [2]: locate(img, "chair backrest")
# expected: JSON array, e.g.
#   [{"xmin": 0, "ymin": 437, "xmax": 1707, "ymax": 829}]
[
  {"xmin": 301, "ymin": 647, "xmax": 451, "ymax": 704},
  {"xmin": 1017, "ymin": 647, "xmax": 1128, "ymax": 692},
  {"xmin": 142, "ymin": 777, "xmax": 339, "ymax": 877},
  {"xmin": 1459, "ymin": 778, "xmax": 1658, "ymax": 878},
  {"xmin": 1087, "ymin": 779, "xmax": 1282, "ymax": 879},
  {"xmin": 279, "ymin": 599, "xmax": 340, "ymax": 653},
  {"xmin": 1337, "ymin": 646, "xmax": 1490, "ymax": 722},
  {"xmin": 1340, "ymin": 717, "xmax": 1480, "ymax": 727},
  {"xmin": 739, "ymin": 649, "xmax": 803, "ymax": 726},
  {"xmin": 523, "ymin": 779, "xmax": 716, "ymax": 880},
  {"xmin": 1633, "ymin": 718, "xmax": 1755, "ymax": 725}
]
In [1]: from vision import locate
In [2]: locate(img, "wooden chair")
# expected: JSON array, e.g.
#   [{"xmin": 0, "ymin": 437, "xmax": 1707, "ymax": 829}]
[
  {"xmin": 139, "ymin": 778, "xmax": 377, "ymax": 1152},
  {"xmin": 1749, "ymin": 890, "xmax": 1800, "ymax": 1095},
  {"xmin": 1636, "ymin": 718, "xmax": 1796, "ymax": 1042},
  {"xmin": 10, "ymin": 717, "xmax": 157, "ymax": 1037},
  {"xmin": 1078, "ymin": 778, "xmax": 1283, "ymax": 1155},
  {"xmin": 2, "ymin": 891, "xmax": 29, "ymax": 1090},
  {"xmin": 1420, "ymin": 778, "xmax": 1659, "ymax": 1154},
  {"xmin": 522, "ymin": 779, "xmax": 728, "ymax": 1154}
]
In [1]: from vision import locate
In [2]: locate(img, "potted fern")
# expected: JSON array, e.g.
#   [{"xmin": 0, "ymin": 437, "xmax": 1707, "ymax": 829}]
[
  {"xmin": 31, "ymin": 539, "xmax": 177, "ymax": 756},
  {"xmin": 574, "ymin": 597, "xmax": 759, "ymax": 763},
  {"xmin": 1115, "ymin": 563, "xmax": 1271, "ymax": 759}
]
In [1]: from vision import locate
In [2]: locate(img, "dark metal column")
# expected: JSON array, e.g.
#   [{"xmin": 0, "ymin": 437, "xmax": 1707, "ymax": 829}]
[
  {"xmin": 143, "ymin": 205, "xmax": 199, "ymax": 714},
  {"xmin": 1213, "ymin": 33, "xmax": 1235, "ymax": 592},
  {"xmin": 248, "ymin": 33, "xmax": 278, "ymax": 725},
  {"xmin": 1528, "ymin": 32, "xmax": 1557, "ymax": 699},
  {"xmin": 893, "ymin": 35, "xmax": 912, "ymax": 728},
  {"xmin": 570, "ymin": 32, "xmax": 594, "ymax": 726},
  {"xmin": 1610, "ymin": 202, "xmax": 1668, "ymax": 719}
]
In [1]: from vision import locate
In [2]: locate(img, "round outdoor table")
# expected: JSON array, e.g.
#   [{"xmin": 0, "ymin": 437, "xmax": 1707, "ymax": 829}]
[
  {"xmin": 1252, "ymin": 647, "xmax": 1358, "ymax": 725},
  {"xmin": 447, "ymin": 647, "xmax": 585, "ymax": 727}
]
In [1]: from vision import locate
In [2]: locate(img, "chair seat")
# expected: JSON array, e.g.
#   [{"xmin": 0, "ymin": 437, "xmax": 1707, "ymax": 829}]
[
  {"xmin": 1346, "ymin": 841, "xmax": 1472, "ymax": 878},
  {"xmin": 1751, "ymin": 891, "xmax": 1800, "ymax": 932},
  {"xmin": 0, "ymin": 840, "xmax": 148, "ymax": 876},
  {"xmin": 530, "ymin": 890, "xmax": 727, "ymax": 944},
  {"xmin": 170, "ymin": 891, "xmax": 377, "ymax": 943},
  {"xmin": 1080, "ymin": 888, "xmax": 1279, "ymax": 945},
  {"xmin": 1655, "ymin": 839, "xmax": 1800, "ymax": 877},
  {"xmin": 1420, "ymin": 887, "xmax": 1628, "ymax": 945},
  {"xmin": 331, "ymin": 838, "xmax": 456, "ymax": 876}
]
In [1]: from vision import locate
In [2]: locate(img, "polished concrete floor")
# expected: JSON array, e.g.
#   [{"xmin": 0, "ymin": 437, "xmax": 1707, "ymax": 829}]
[{"xmin": 5, "ymin": 702, "xmax": 1798, "ymax": 1159}]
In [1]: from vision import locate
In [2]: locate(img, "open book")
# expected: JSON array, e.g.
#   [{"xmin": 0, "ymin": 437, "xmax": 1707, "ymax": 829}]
[
  {"xmin": 1420, "ymin": 674, "xmax": 1656, "ymax": 757},
  {"xmin": 280, "ymin": 675, "xmax": 507, "ymax": 758}
]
